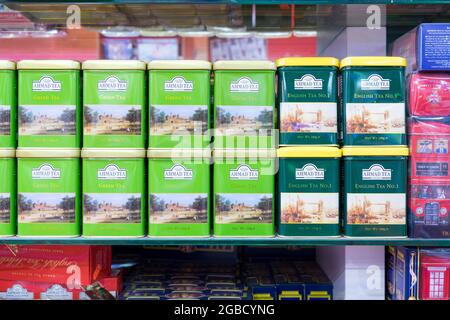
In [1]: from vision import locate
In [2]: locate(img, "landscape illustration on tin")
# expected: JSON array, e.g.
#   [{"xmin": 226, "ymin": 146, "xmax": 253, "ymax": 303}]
[
  {"xmin": 280, "ymin": 193, "xmax": 339, "ymax": 224},
  {"xmin": 347, "ymin": 193, "xmax": 406, "ymax": 225},
  {"xmin": 280, "ymin": 103, "xmax": 337, "ymax": 133},
  {"xmin": 0, "ymin": 106, "xmax": 10, "ymax": 135},
  {"xmin": 84, "ymin": 193, "xmax": 141, "ymax": 223},
  {"xmin": 346, "ymin": 103, "xmax": 405, "ymax": 134},
  {"xmin": 150, "ymin": 193, "xmax": 207, "ymax": 224},
  {"xmin": 84, "ymin": 105, "xmax": 141, "ymax": 135},
  {"xmin": 18, "ymin": 193, "xmax": 76, "ymax": 223},
  {"xmin": 0, "ymin": 193, "xmax": 10, "ymax": 223},
  {"xmin": 216, "ymin": 106, "xmax": 273, "ymax": 134},
  {"xmin": 19, "ymin": 105, "xmax": 76, "ymax": 135},
  {"xmin": 150, "ymin": 105, "xmax": 208, "ymax": 135},
  {"xmin": 215, "ymin": 193, "xmax": 272, "ymax": 224}
]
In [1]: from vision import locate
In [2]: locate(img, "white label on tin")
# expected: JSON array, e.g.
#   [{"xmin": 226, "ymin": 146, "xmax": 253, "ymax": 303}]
[
  {"xmin": 31, "ymin": 164, "xmax": 61, "ymax": 180},
  {"xmin": 294, "ymin": 74, "xmax": 323, "ymax": 90},
  {"xmin": 362, "ymin": 164, "xmax": 392, "ymax": 180},
  {"xmin": 360, "ymin": 74, "xmax": 390, "ymax": 90},
  {"xmin": 164, "ymin": 76, "xmax": 193, "ymax": 92},
  {"xmin": 295, "ymin": 163, "xmax": 325, "ymax": 180},
  {"xmin": 97, "ymin": 164, "xmax": 127, "ymax": 180},
  {"xmin": 230, "ymin": 77, "xmax": 259, "ymax": 93},
  {"xmin": 32, "ymin": 76, "xmax": 61, "ymax": 92},
  {"xmin": 164, "ymin": 164, "xmax": 193, "ymax": 180},
  {"xmin": 98, "ymin": 76, "xmax": 128, "ymax": 92},
  {"xmin": 0, "ymin": 285, "xmax": 34, "ymax": 300},
  {"xmin": 40, "ymin": 285, "xmax": 73, "ymax": 300},
  {"xmin": 229, "ymin": 164, "xmax": 259, "ymax": 180}
]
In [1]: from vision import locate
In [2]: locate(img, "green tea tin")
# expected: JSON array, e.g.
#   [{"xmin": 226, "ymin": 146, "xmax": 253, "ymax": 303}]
[
  {"xmin": 0, "ymin": 61, "xmax": 17, "ymax": 149},
  {"xmin": 148, "ymin": 148, "xmax": 211, "ymax": 237},
  {"xmin": 213, "ymin": 148, "xmax": 275, "ymax": 237},
  {"xmin": 341, "ymin": 57, "xmax": 407, "ymax": 146},
  {"xmin": 278, "ymin": 146, "xmax": 341, "ymax": 236},
  {"xmin": 0, "ymin": 149, "xmax": 16, "ymax": 236},
  {"xmin": 213, "ymin": 61, "xmax": 276, "ymax": 149},
  {"xmin": 148, "ymin": 60, "xmax": 212, "ymax": 149},
  {"xmin": 343, "ymin": 147, "xmax": 408, "ymax": 237},
  {"xmin": 17, "ymin": 60, "xmax": 81, "ymax": 149},
  {"xmin": 276, "ymin": 57, "xmax": 339, "ymax": 146},
  {"xmin": 82, "ymin": 149, "xmax": 146, "ymax": 237},
  {"xmin": 82, "ymin": 60, "xmax": 147, "ymax": 149},
  {"xmin": 17, "ymin": 148, "xmax": 81, "ymax": 236}
]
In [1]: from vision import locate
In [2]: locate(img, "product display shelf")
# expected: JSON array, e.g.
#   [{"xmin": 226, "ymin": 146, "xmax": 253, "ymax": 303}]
[
  {"xmin": 1, "ymin": 236, "xmax": 450, "ymax": 246},
  {"xmin": 5, "ymin": 0, "xmax": 450, "ymax": 4}
]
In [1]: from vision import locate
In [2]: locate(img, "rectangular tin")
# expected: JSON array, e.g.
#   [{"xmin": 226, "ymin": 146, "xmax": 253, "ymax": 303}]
[
  {"xmin": 148, "ymin": 148, "xmax": 211, "ymax": 237},
  {"xmin": 0, "ymin": 149, "xmax": 16, "ymax": 236},
  {"xmin": 0, "ymin": 61, "xmax": 16, "ymax": 149}
]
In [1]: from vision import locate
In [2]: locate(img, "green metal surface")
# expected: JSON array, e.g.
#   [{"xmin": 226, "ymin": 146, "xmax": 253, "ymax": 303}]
[{"xmin": 1, "ymin": 236, "xmax": 450, "ymax": 246}]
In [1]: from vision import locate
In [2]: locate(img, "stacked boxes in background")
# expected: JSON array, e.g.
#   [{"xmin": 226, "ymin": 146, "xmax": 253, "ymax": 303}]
[
  {"xmin": 275, "ymin": 58, "xmax": 341, "ymax": 237},
  {"xmin": 0, "ymin": 245, "xmax": 118, "ymax": 300},
  {"xmin": 82, "ymin": 60, "xmax": 147, "ymax": 237},
  {"xmin": 340, "ymin": 57, "xmax": 408, "ymax": 237},
  {"xmin": 213, "ymin": 61, "xmax": 276, "ymax": 237},
  {"xmin": 387, "ymin": 247, "xmax": 450, "ymax": 300},
  {"xmin": 147, "ymin": 60, "xmax": 212, "ymax": 237},
  {"xmin": 17, "ymin": 60, "xmax": 82, "ymax": 237}
]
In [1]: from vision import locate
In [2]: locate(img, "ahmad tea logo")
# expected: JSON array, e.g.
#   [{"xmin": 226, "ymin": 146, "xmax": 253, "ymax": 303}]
[
  {"xmin": 295, "ymin": 163, "xmax": 325, "ymax": 180},
  {"xmin": 164, "ymin": 76, "xmax": 193, "ymax": 92},
  {"xmin": 32, "ymin": 76, "xmax": 61, "ymax": 92},
  {"xmin": 97, "ymin": 164, "xmax": 127, "ymax": 180},
  {"xmin": 31, "ymin": 164, "xmax": 61, "ymax": 179},
  {"xmin": 230, "ymin": 77, "xmax": 259, "ymax": 93},
  {"xmin": 229, "ymin": 164, "xmax": 259, "ymax": 180},
  {"xmin": 294, "ymin": 74, "xmax": 323, "ymax": 90},
  {"xmin": 164, "ymin": 164, "xmax": 193, "ymax": 180},
  {"xmin": 362, "ymin": 164, "xmax": 392, "ymax": 180},
  {"xmin": 41, "ymin": 285, "xmax": 72, "ymax": 300},
  {"xmin": 98, "ymin": 76, "xmax": 128, "ymax": 92},
  {"xmin": 360, "ymin": 74, "xmax": 390, "ymax": 90},
  {"xmin": 0, "ymin": 285, "xmax": 33, "ymax": 300}
]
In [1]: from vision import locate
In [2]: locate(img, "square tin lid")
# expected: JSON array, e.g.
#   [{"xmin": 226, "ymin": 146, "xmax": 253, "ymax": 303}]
[
  {"xmin": 82, "ymin": 60, "xmax": 146, "ymax": 70},
  {"xmin": 17, "ymin": 60, "xmax": 80, "ymax": 70},
  {"xmin": 213, "ymin": 60, "xmax": 276, "ymax": 71}
]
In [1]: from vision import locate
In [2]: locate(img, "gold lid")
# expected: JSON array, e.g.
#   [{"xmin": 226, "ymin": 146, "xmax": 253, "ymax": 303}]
[
  {"xmin": 16, "ymin": 148, "xmax": 80, "ymax": 158},
  {"xmin": 342, "ymin": 147, "xmax": 409, "ymax": 156},
  {"xmin": 0, "ymin": 149, "xmax": 15, "ymax": 158},
  {"xmin": 213, "ymin": 148, "xmax": 276, "ymax": 158},
  {"xmin": 213, "ymin": 60, "xmax": 276, "ymax": 71},
  {"xmin": 340, "ymin": 56, "xmax": 407, "ymax": 69},
  {"xmin": 278, "ymin": 147, "xmax": 341, "ymax": 158},
  {"xmin": 17, "ymin": 60, "xmax": 80, "ymax": 70},
  {"xmin": 148, "ymin": 60, "xmax": 211, "ymax": 70},
  {"xmin": 81, "ymin": 148, "xmax": 146, "ymax": 158},
  {"xmin": 276, "ymin": 57, "xmax": 339, "ymax": 68},
  {"xmin": 148, "ymin": 148, "xmax": 211, "ymax": 158},
  {"xmin": 82, "ymin": 60, "xmax": 146, "ymax": 70},
  {"xmin": 0, "ymin": 61, "xmax": 16, "ymax": 70}
]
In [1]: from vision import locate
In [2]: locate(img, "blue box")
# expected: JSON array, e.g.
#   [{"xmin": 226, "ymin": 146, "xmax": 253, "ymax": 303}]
[
  {"xmin": 392, "ymin": 23, "xmax": 450, "ymax": 73},
  {"xmin": 386, "ymin": 246, "xmax": 396, "ymax": 300},
  {"xmin": 394, "ymin": 247, "xmax": 419, "ymax": 300}
]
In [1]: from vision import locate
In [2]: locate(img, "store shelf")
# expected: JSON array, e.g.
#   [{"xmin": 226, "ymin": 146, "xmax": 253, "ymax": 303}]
[
  {"xmin": 1, "ymin": 236, "xmax": 450, "ymax": 246},
  {"xmin": 5, "ymin": 1, "xmax": 450, "ymax": 4}
]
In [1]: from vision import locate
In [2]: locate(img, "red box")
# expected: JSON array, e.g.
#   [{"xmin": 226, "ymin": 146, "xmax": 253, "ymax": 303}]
[
  {"xmin": 409, "ymin": 118, "xmax": 450, "ymax": 182},
  {"xmin": 0, "ymin": 245, "xmax": 111, "ymax": 286},
  {"xmin": 420, "ymin": 250, "xmax": 450, "ymax": 300},
  {"xmin": 409, "ymin": 73, "xmax": 450, "ymax": 117}
]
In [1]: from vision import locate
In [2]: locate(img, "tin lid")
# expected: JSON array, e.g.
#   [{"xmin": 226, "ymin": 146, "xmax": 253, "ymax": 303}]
[
  {"xmin": 82, "ymin": 60, "xmax": 146, "ymax": 70},
  {"xmin": 213, "ymin": 148, "xmax": 276, "ymax": 158},
  {"xmin": 275, "ymin": 57, "xmax": 339, "ymax": 68},
  {"xmin": 0, "ymin": 149, "xmax": 15, "ymax": 158},
  {"xmin": 16, "ymin": 148, "xmax": 80, "ymax": 158},
  {"xmin": 148, "ymin": 60, "xmax": 211, "ymax": 70},
  {"xmin": 0, "ymin": 60, "xmax": 16, "ymax": 70},
  {"xmin": 17, "ymin": 60, "xmax": 81, "ymax": 70},
  {"xmin": 213, "ymin": 60, "xmax": 276, "ymax": 71},
  {"xmin": 340, "ymin": 56, "xmax": 407, "ymax": 69},
  {"xmin": 147, "ymin": 148, "xmax": 211, "ymax": 158},
  {"xmin": 81, "ymin": 148, "xmax": 146, "ymax": 158},
  {"xmin": 342, "ymin": 147, "xmax": 409, "ymax": 156},
  {"xmin": 277, "ymin": 147, "xmax": 341, "ymax": 158}
]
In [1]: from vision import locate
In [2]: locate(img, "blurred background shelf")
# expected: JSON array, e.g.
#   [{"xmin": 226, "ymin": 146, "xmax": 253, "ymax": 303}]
[{"xmin": 1, "ymin": 236, "xmax": 450, "ymax": 246}]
